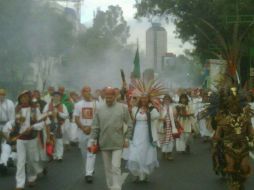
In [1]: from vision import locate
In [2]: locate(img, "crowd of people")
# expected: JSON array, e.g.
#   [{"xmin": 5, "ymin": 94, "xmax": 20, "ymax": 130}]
[{"xmin": 0, "ymin": 80, "xmax": 253, "ymax": 190}]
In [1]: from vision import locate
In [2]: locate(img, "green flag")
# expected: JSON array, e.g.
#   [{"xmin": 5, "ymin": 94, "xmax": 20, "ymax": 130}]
[{"xmin": 133, "ymin": 46, "xmax": 141, "ymax": 78}]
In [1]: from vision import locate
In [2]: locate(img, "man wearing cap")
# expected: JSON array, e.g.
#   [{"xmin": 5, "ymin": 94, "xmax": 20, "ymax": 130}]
[
  {"xmin": 74, "ymin": 86, "xmax": 97, "ymax": 183},
  {"xmin": 14, "ymin": 90, "xmax": 45, "ymax": 190},
  {"xmin": 0, "ymin": 88, "xmax": 15, "ymax": 175},
  {"xmin": 43, "ymin": 91, "xmax": 69, "ymax": 161},
  {"xmin": 90, "ymin": 87, "xmax": 133, "ymax": 190}
]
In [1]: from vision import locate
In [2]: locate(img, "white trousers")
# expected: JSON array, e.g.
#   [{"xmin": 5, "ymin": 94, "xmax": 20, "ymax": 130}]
[
  {"xmin": 161, "ymin": 140, "xmax": 175, "ymax": 153},
  {"xmin": 176, "ymin": 133, "xmax": 192, "ymax": 152},
  {"xmin": 54, "ymin": 138, "xmax": 63, "ymax": 160},
  {"xmin": 62, "ymin": 119, "xmax": 71, "ymax": 145},
  {"xmin": 0, "ymin": 142, "xmax": 11, "ymax": 166},
  {"xmin": 16, "ymin": 139, "xmax": 39, "ymax": 188},
  {"xmin": 70, "ymin": 122, "xmax": 79, "ymax": 142},
  {"xmin": 79, "ymin": 133, "xmax": 96, "ymax": 176},
  {"xmin": 199, "ymin": 119, "xmax": 213, "ymax": 137},
  {"xmin": 102, "ymin": 150, "xmax": 122, "ymax": 190}
]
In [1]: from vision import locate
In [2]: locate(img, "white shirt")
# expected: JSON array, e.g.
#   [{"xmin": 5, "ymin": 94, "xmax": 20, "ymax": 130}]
[
  {"xmin": 0, "ymin": 99, "xmax": 15, "ymax": 125},
  {"xmin": 43, "ymin": 103, "xmax": 69, "ymax": 123},
  {"xmin": 73, "ymin": 99, "xmax": 96, "ymax": 126},
  {"xmin": 18, "ymin": 107, "xmax": 41, "ymax": 133},
  {"xmin": 42, "ymin": 93, "xmax": 52, "ymax": 105}
]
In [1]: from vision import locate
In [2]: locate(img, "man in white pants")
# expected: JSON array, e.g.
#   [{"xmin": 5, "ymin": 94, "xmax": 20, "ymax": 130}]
[
  {"xmin": 74, "ymin": 86, "xmax": 96, "ymax": 183},
  {"xmin": 43, "ymin": 91, "xmax": 69, "ymax": 161},
  {"xmin": 14, "ymin": 90, "xmax": 45, "ymax": 190},
  {"xmin": 91, "ymin": 87, "xmax": 133, "ymax": 190},
  {"xmin": 0, "ymin": 88, "xmax": 15, "ymax": 175}
]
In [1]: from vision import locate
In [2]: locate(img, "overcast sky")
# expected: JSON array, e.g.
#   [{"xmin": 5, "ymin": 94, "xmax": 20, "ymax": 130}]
[{"xmin": 80, "ymin": 0, "xmax": 193, "ymax": 55}]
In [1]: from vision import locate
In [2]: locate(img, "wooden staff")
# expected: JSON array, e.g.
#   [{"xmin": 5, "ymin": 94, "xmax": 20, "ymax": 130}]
[{"xmin": 120, "ymin": 69, "xmax": 131, "ymax": 109}]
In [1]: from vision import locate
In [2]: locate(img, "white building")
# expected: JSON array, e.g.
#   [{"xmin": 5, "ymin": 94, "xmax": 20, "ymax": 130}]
[
  {"xmin": 146, "ymin": 23, "xmax": 167, "ymax": 72},
  {"xmin": 48, "ymin": 0, "xmax": 85, "ymax": 31}
]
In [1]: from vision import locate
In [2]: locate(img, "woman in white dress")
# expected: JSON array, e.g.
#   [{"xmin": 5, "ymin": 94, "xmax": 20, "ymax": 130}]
[
  {"xmin": 160, "ymin": 95, "xmax": 178, "ymax": 160},
  {"xmin": 175, "ymin": 94, "xmax": 195, "ymax": 153},
  {"xmin": 127, "ymin": 95, "xmax": 160, "ymax": 182}
]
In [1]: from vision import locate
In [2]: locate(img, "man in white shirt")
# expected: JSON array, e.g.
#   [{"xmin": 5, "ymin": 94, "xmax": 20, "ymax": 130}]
[
  {"xmin": 74, "ymin": 86, "xmax": 96, "ymax": 183},
  {"xmin": 14, "ymin": 90, "xmax": 46, "ymax": 190},
  {"xmin": 0, "ymin": 88, "xmax": 15, "ymax": 175},
  {"xmin": 43, "ymin": 91, "xmax": 69, "ymax": 161}
]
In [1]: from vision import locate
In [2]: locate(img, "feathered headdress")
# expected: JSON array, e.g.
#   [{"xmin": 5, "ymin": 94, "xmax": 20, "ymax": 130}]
[{"xmin": 130, "ymin": 79, "xmax": 168, "ymax": 108}]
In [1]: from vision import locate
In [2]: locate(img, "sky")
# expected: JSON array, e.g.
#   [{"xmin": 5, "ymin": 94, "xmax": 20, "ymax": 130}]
[{"xmin": 80, "ymin": 0, "xmax": 193, "ymax": 55}]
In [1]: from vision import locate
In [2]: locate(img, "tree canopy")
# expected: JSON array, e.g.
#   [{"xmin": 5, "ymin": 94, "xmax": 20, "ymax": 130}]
[
  {"xmin": 0, "ymin": 0, "xmax": 75, "ymax": 96},
  {"xmin": 135, "ymin": 0, "xmax": 254, "ymax": 62}
]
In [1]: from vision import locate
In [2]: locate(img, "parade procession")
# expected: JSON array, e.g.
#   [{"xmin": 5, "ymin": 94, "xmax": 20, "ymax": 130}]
[{"xmin": 1, "ymin": 1, "xmax": 254, "ymax": 190}]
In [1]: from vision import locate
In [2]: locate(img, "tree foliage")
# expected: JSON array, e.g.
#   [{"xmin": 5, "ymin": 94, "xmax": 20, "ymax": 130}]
[
  {"xmin": 135, "ymin": 0, "xmax": 254, "ymax": 62},
  {"xmin": 0, "ymin": 0, "xmax": 74, "ymax": 96},
  {"xmin": 63, "ymin": 5, "xmax": 131, "ymax": 66},
  {"xmin": 71, "ymin": 5, "xmax": 130, "ymax": 60}
]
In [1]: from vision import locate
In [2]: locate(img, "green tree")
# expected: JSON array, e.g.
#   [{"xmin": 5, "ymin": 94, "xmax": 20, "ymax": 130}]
[
  {"xmin": 61, "ymin": 5, "xmax": 133, "ymax": 89},
  {"xmin": 79, "ymin": 5, "xmax": 129, "ymax": 56},
  {"xmin": 135, "ymin": 0, "xmax": 254, "ymax": 82},
  {"xmin": 0, "ymin": 0, "xmax": 74, "ymax": 96},
  {"xmin": 64, "ymin": 5, "xmax": 131, "ymax": 67}
]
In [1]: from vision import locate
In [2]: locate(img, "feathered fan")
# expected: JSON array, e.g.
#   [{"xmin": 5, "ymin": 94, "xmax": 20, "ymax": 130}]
[{"xmin": 130, "ymin": 79, "xmax": 168, "ymax": 109}]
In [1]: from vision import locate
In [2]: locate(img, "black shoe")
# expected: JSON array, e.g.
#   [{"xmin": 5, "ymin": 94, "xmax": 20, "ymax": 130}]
[
  {"xmin": 185, "ymin": 145, "xmax": 191, "ymax": 154},
  {"xmin": 85, "ymin": 175, "xmax": 93, "ymax": 183},
  {"xmin": 0, "ymin": 164, "xmax": 7, "ymax": 175},
  {"xmin": 43, "ymin": 168, "xmax": 48, "ymax": 176},
  {"xmin": 132, "ymin": 176, "xmax": 140, "ymax": 183}
]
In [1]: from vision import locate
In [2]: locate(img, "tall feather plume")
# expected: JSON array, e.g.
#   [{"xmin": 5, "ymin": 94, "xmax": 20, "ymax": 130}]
[{"xmin": 131, "ymin": 79, "xmax": 168, "ymax": 102}]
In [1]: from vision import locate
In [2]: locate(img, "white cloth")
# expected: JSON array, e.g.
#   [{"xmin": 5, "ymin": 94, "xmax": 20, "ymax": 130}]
[
  {"xmin": 102, "ymin": 150, "xmax": 123, "ymax": 190},
  {"xmin": 0, "ymin": 99, "xmax": 15, "ymax": 126},
  {"xmin": 79, "ymin": 132, "xmax": 96, "ymax": 176},
  {"xmin": 54, "ymin": 138, "xmax": 63, "ymax": 160},
  {"xmin": 42, "ymin": 93, "xmax": 52, "ymax": 105},
  {"xmin": 15, "ymin": 107, "xmax": 42, "ymax": 188},
  {"xmin": 177, "ymin": 104, "xmax": 195, "ymax": 133},
  {"xmin": 42, "ymin": 103, "xmax": 69, "ymax": 120},
  {"xmin": 160, "ymin": 105, "xmax": 178, "ymax": 134},
  {"xmin": 0, "ymin": 142, "xmax": 11, "ymax": 166},
  {"xmin": 43, "ymin": 103, "xmax": 68, "ymax": 159},
  {"xmin": 0, "ymin": 98, "xmax": 15, "ymax": 161},
  {"xmin": 34, "ymin": 126, "xmax": 48, "ymax": 175},
  {"xmin": 97, "ymin": 96, "xmax": 105, "ymax": 109},
  {"xmin": 74, "ymin": 99, "xmax": 97, "ymax": 176},
  {"xmin": 158, "ymin": 105, "xmax": 177, "ymax": 152},
  {"xmin": 249, "ymin": 102, "xmax": 254, "ymax": 128},
  {"xmin": 73, "ymin": 100, "xmax": 96, "ymax": 126},
  {"xmin": 199, "ymin": 119, "xmax": 213, "ymax": 137},
  {"xmin": 18, "ymin": 107, "xmax": 41, "ymax": 134},
  {"xmin": 127, "ymin": 111, "xmax": 159, "ymax": 177},
  {"xmin": 196, "ymin": 102, "xmax": 211, "ymax": 136},
  {"xmin": 69, "ymin": 122, "xmax": 79, "ymax": 142},
  {"xmin": 161, "ymin": 141, "xmax": 174, "ymax": 153},
  {"xmin": 176, "ymin": 132, "xmax": 192, "ymax": 152},
  {"xmin": 62, "ymin": 118, "xmax": 71, "ymax": 145},
  {"xmin": 16, "ymin": 139, "xmax": 39, "ymax": 188}
]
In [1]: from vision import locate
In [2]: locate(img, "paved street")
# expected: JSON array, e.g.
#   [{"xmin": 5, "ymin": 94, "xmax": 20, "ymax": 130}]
[{"xmin": 1, "ymin": 139, "xmax": 254, "ymax": 190}]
